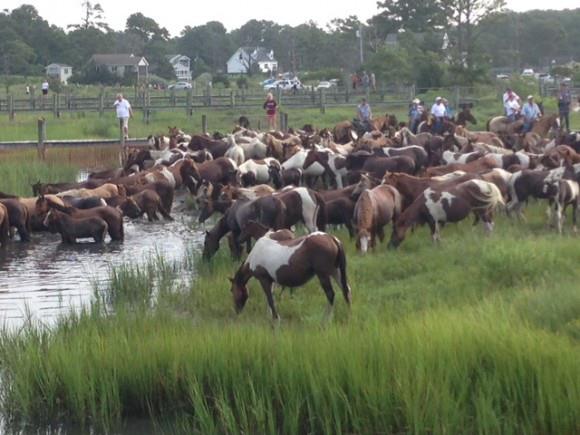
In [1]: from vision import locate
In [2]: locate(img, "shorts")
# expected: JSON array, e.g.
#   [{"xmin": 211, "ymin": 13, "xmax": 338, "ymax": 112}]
[
  {"xmin": 118, "ymin": 117, "xmax": 129, "ymax": 128},
  {"xmin": 267, "ymin": 112, "xmax": 276, "ymax": 119},
  {"xmin": 42, "ymin": 89, "xmax": 48, "ymax": 95}
]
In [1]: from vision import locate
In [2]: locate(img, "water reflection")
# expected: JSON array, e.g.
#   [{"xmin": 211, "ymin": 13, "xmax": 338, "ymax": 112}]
[{"xmin": 0, "ymin": 211, "xmax": 202, "ymax": 328}]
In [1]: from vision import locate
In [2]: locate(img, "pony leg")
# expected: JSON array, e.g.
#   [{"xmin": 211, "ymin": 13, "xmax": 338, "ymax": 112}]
[
  {"xmin": 376, "ymin": 225, "xmax": 386, "ymax": 243},
  {"xmin": 317, "ymin": 274, "xmax": 335, "ymax": 323},
  {"xmin": 258, "ymin": 278, "xmax": 279, "ymax": 321},
  {"xmin": 555, "ymin": 202, "xmax": 563, "ymax": 235}
]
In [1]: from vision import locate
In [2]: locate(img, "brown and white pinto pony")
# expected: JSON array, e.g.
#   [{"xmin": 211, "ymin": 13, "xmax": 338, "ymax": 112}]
[
  {"xmin": 352, "ymin": 175, "xmax": 402, "ymax": 254},
  {"xmin": 229, "ymin": 222, "xmax": 351, "ymax": 320},
  {"xmin": 388, "ymin": 179, "xmax": 504, "ymax": 248}
]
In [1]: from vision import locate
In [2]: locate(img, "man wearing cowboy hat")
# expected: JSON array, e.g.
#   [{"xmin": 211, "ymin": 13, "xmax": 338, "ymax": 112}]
[
  {"xmin": 431, "ymin": 96, "xmax": 447, "ymax": 134},
  {"xmin": 522, "ymin": 95, "xmax": 541, "ymax": 133},
  {"xmin": 408, "ymin": 98, "xmax": 423, "ymax": 133}
]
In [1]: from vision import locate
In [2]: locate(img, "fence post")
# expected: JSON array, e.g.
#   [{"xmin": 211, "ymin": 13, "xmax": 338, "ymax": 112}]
[
  {"xmin": 52, "ymin": 94, "xmax": 58, "ymax": 118},
  {"xmin": 276, "ymin": 87, "xmax": 282, "ymax": 107},
  {"xmin": 98, "ymin": 92, "xmax": 104, "ymax": 117},
  {"xmin": 345, "ymin": 86, "xmax": 350, "ymax": 103},
  {"xmin": 37, "ymin": 117, "xmax": 47, "ymax": 160},
  {"xmin": 454, "ymin": 86, "xmax": 460, "ymax": 111},
  {"xmin": 230, "ymin": 90, "xmax": 235, "ymax": 108},
  {"xmin": 186, "ymin": 89, "xmax": 193, "ymax": 117},
  {"xmin": 119, "ymin": 118, "xmax": 127, "ymax": 164},
  {"xmin": 319, "ymin": 88, "xmax": 326, "ymax": 114},
  {"xmin": 206, "ymin": 84, "xmax": 212, "ymax": 106},
  {"xmin": 257, "ymin": 119, "xmax": 262, "ymax": 131},
  {"xmin": 283, "ymin": 112, "xmax": 289, "ymax": 133},
  {"xmin": 30, "ymin": 87, "xmax": 36, "ymax": 110},
  {"xmin": 202, "ymin": 114, "xmax": 208, "ymax": 134},
  {"xmin": 8, "ymin": 95, "xmax": 14, "ymax": 121}
]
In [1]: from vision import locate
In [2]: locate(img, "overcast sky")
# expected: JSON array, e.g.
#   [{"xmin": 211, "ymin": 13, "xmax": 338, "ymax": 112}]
[{"xmin": 3, "ymin": 0, "xmax": 579, "ymax": 36}]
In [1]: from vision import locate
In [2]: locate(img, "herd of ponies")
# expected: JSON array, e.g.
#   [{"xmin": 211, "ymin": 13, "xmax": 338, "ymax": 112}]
[{"xmin": 1, "ymin": 110, "xmax": 580, "ymax": 319}]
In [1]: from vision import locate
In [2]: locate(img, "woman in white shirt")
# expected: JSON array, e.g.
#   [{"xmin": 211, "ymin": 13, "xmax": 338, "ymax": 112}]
[{"xmin": 113, "ymin": 94, "xmax": 133, "ymax": 139}]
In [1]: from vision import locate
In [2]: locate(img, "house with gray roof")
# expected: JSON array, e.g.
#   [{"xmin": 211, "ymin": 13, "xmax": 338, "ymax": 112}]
[
  {"xmin": 46, "ymin": 63, "xmax": 73, "ymax": 84},
  {"xmin": 226, "ymin": 47, "xmax": 278, "ymax": 74},
  {"xmin": 89, "ymin": 54, "xmax": 149, "ymax": 81}
]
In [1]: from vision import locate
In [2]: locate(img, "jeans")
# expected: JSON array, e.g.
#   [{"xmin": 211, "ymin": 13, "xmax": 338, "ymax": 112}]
[
  {"xmin": 433, "ymin": 117, "xmax": 444, "ymax": 135},
  {"xmin": 559, "ymin": 112, "xmax": 570, "ymax": 131},
  {"xmin": 523, "ymin": 121, "xmax": 533, "ymax": 133}
]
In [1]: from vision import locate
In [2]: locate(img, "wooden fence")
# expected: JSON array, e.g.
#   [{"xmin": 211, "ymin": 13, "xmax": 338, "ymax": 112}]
[{"xmin": 0, "ymin": 86, "xmax": 482, "ymax": 120}]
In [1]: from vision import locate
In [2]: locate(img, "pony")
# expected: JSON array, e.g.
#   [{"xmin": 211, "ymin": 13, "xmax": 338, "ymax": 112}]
[
  {"xmin": 57, "ymin": 183, "xmax": 122, "ymax": 199},
  {"xmin": 388, "ymin": 179, "xmax": 504, "ymax": 247},
  {"xmin": 0, "ymin": 199, "xmax": 30, "ymax": 242},
  {"xmin": 544, "ymin": 179, "xmax": 580, "ymax": 234},
  {"xmin": 229, "ymin": 222, "xmax": 351, "ymax": 320},
  {"xmin": 303, "ymin": 149, "xmax": 348, "ymax": 188},
  {"xmin": 43, "ymin": 209, "xmax": 108, "ymax": 244},
  {"xmin": 0, "ymin": 203, "xmax": 9, "ymax": 246},
  {"xmin": 37, "ymin": 196, "xmax": 124, "ymax": 241},
  {"xmin": 352, "ymin": 176, "xmax": 402, "ymax": 253},
  {"xmin": 237, "ymin": 158, "xmax": 280, "ymax": 186},
  {"xmin": 224, "ymin": 135, "xmax": 246, "ymax": 166}
]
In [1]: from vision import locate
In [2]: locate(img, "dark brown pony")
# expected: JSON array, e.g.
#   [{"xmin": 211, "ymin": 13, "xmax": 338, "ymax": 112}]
[
  {"xmin": 37, "ymin": 196, "xmax": 124, "ymax": 241},
  {"xmin": 229, "ymin": 222, "xmax": 351, "ymax": 320},
  {"xmin": 43, "ymin": 209, "xmax": 108, "ymax": 244},
  {"xmin": 188, "ymin": 135, "xmax": 229, "ymax": 158},
  {"xmin": 190, "ymin": 157, "xmax": 238, "ymax": 194},
  {"xmin": 0, "ymin": 203, "xmax": 10, "ymax": 246}
]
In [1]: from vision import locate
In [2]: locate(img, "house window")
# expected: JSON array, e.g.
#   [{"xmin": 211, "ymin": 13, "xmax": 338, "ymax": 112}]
[{"xmin": 111, "ymin": 66, "xmax": 118, "ymax": 73}]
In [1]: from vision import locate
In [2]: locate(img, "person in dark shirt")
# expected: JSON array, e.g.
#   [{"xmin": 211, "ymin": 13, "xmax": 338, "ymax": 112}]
[
  {"xmin": 558, "ymin": 82, "xmax": 572, "ymax": 132},
  {"xmin": 263, "ymin": 92, "xmax": 278, "ymax": 130}
]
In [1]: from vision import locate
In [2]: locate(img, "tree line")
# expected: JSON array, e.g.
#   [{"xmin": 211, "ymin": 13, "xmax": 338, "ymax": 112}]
[{"xmin": 0, "ymin": 1, "xmax": 579, "ymax": 88}]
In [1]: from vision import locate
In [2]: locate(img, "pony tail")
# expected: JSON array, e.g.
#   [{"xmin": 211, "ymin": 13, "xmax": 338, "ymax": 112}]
[{"xmin": 313, "ymin": 191, "xmax": 326, "ymax": 231}]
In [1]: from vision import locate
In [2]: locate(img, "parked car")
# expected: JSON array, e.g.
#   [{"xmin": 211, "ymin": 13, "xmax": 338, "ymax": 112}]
[
  {"xmin": 168, "ymin": 81, "xmax": 192, "ymax": 90},
  {"xmin": 538, "ymin": 73, "xmax": 555, "ymax": 84},
  {"xmin": 521, "ymin": 69, "xmax": 535, "ymax": 77},
  {"xmin": 261, "ymin": 78, "xmax": 276, "ymax": 86},
  {"xmin": 315, "ymin": 80, "xmax": 337, "ymax": 90},
  {"xmin": 264, "ymin": 78, "xmax": 303, "ymax": 91},
  {"xmin": 495, "ymin": 74, "xmax": 510, "ymax": 80}
]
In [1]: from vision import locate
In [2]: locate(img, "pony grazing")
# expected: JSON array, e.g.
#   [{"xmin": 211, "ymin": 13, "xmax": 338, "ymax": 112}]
[
  {"xmin": 352, "ymin": 175, "xmax": 402, "ymax": 253},
  {"xmin": 229, "ymin": 222, "xmax": 351, "ymax": 320},
  {"xmin": 388, "ymin": 179, "xmax": 504, "ymax": 248},
  {"xmin": 0, "ymin": 203, "xmax": 9, "ymax": 246}
]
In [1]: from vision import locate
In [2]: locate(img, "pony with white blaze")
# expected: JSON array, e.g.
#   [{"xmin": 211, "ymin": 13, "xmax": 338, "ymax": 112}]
[{"xmin": 229, "ymin": 222, "xmax": 351, "ymax": 320}]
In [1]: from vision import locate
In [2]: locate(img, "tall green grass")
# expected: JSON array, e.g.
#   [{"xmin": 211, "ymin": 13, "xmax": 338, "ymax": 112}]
[{"xmin": 0, "ymin": 205, "xmax": 579, "ymax": 433}]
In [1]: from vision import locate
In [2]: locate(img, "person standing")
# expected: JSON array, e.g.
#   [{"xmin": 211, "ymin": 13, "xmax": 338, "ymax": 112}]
[
  {"xmin": 558, "ymin": 82, "xmax": 572, "ymax": 132},
  {"xmin": 263, "ymin": 92, "xmax": 278, "ymax": 130},
  {"xmin": 113, "ymin": 93, "xmax": 133, "ymax": 140},
  {"xmin": 370, "ymin": 72, "xmax": 376, "ymax": 91},
  {"xmin": 41, "ymin": 80, "xmax": 49, "ymax": 97},
  {"xmin": 408, "ymin": 98, "xmax": 423, "ymax": 134},
  {"xmin": 522, "ymin": 95, "xmax": 542, "ymax": 133},
  {"xmin": 430, "ymin": 97, "xmax": 447, "ymax": 134},
  {"xmin": 362, "ymin": 71, "xmax": 370, "ymax": 91}
]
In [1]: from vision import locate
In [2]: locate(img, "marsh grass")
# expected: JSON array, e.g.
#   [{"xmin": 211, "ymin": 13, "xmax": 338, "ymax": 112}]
[{"xmin": 0, "ymin": 202, "xmax": 579, "ymax": 433}]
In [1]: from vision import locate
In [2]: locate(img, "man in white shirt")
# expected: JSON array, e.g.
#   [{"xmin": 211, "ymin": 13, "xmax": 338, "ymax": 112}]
[
  {"xmin": 430, "ymin": 97, "xmax": 447, "ymax": 134},
  {"xmin": 502, "ymin": 87, "xmax": 520, "ymax": 115},
  {"xmin": 41, "ymin": 80, "xmax": 49, "ymax": 96},
  {"xmin": 113, "ymin": 94, "xmax": 133, "ymax": 139},
  {"xmin": 505, "ymin": 94, "xmax": 520, "ymax": 122}
]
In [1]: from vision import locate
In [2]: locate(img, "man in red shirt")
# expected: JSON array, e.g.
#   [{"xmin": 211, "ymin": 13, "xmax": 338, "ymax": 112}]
[{"xmin": 263, "ymin": 93, "xmax": 278, "ymax": 130}]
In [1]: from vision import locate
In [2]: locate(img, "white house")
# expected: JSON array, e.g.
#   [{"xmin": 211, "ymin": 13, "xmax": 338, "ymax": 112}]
[
  {"xmin": 226, "ymin": 47, "xmax": 278, "ymax": 74},
  {"xmin": 167, "ymin": 54, "xmax": 192, "ymax": 81},
  {"xmin": 89, "ymin": 54, "xmax": 149, "ymax": 82},
  {"xmin": 46, "ymin": 63, "xmax": 73, "ymax": 84}
]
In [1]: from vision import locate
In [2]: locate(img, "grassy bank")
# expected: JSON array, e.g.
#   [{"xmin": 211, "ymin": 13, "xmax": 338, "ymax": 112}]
[
  {"xmin": 0, "ymin": 205, "xmax": 579, "ymax": 433},
  {"xmin": 0, "ymin": 147, "xmax": 120, "ymax": 197}
]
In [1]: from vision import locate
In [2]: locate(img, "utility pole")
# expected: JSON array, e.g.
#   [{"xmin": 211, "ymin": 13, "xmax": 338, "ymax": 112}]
[{"xmin": 357, "ymin": 23, "xmax": 364, "ymax": 65}]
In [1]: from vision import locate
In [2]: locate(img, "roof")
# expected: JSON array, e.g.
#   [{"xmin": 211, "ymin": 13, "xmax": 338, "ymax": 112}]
[
  {"xmin": 46, "ymin": 63, "xmax": 71, "ymax": 68},
  {"xmin": 90, "ymin": 54, "xmax": 147, "ymax": 66},
  {"xmin": 166, "ymin": 54, "xmax": 190, "ymax": 63},
  {"xmin": 239, "ymin": 47, "xmax": 277, "ymax": 63}
]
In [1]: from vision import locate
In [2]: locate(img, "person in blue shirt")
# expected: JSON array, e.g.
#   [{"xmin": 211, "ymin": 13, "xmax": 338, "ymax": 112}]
[
  {"xmin": 408, "ymin": 98, "xmax": 423, "ymax": 134},
  {"xmin": 357, "ymin": 98, "xmax": 373, "ymax": 131},
  {"xmin": 521, "ymin": 95, "xmax": 542, "ymax": 133}
]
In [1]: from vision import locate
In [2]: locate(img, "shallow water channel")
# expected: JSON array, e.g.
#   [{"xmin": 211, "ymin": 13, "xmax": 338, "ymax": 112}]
[{"xmin": 0, "ymin": 196, "xmax": 203, "ymax": 329}]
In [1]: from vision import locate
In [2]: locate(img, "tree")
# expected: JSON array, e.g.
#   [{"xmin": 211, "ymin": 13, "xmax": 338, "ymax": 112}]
[
  {"xmin": 374, "ymin": 0, "xmax": 448, "ymax": 33},
  {"xmin": 126, "ymin": 13, "xmax": 169, "ymax": 42},
  {"xmin": 68, "ymin": 1, "xmax": 110, "ymax": 31},
  {"xmin": 442, "ymin": 0, "xmax": 506, "ymax": 74}
]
